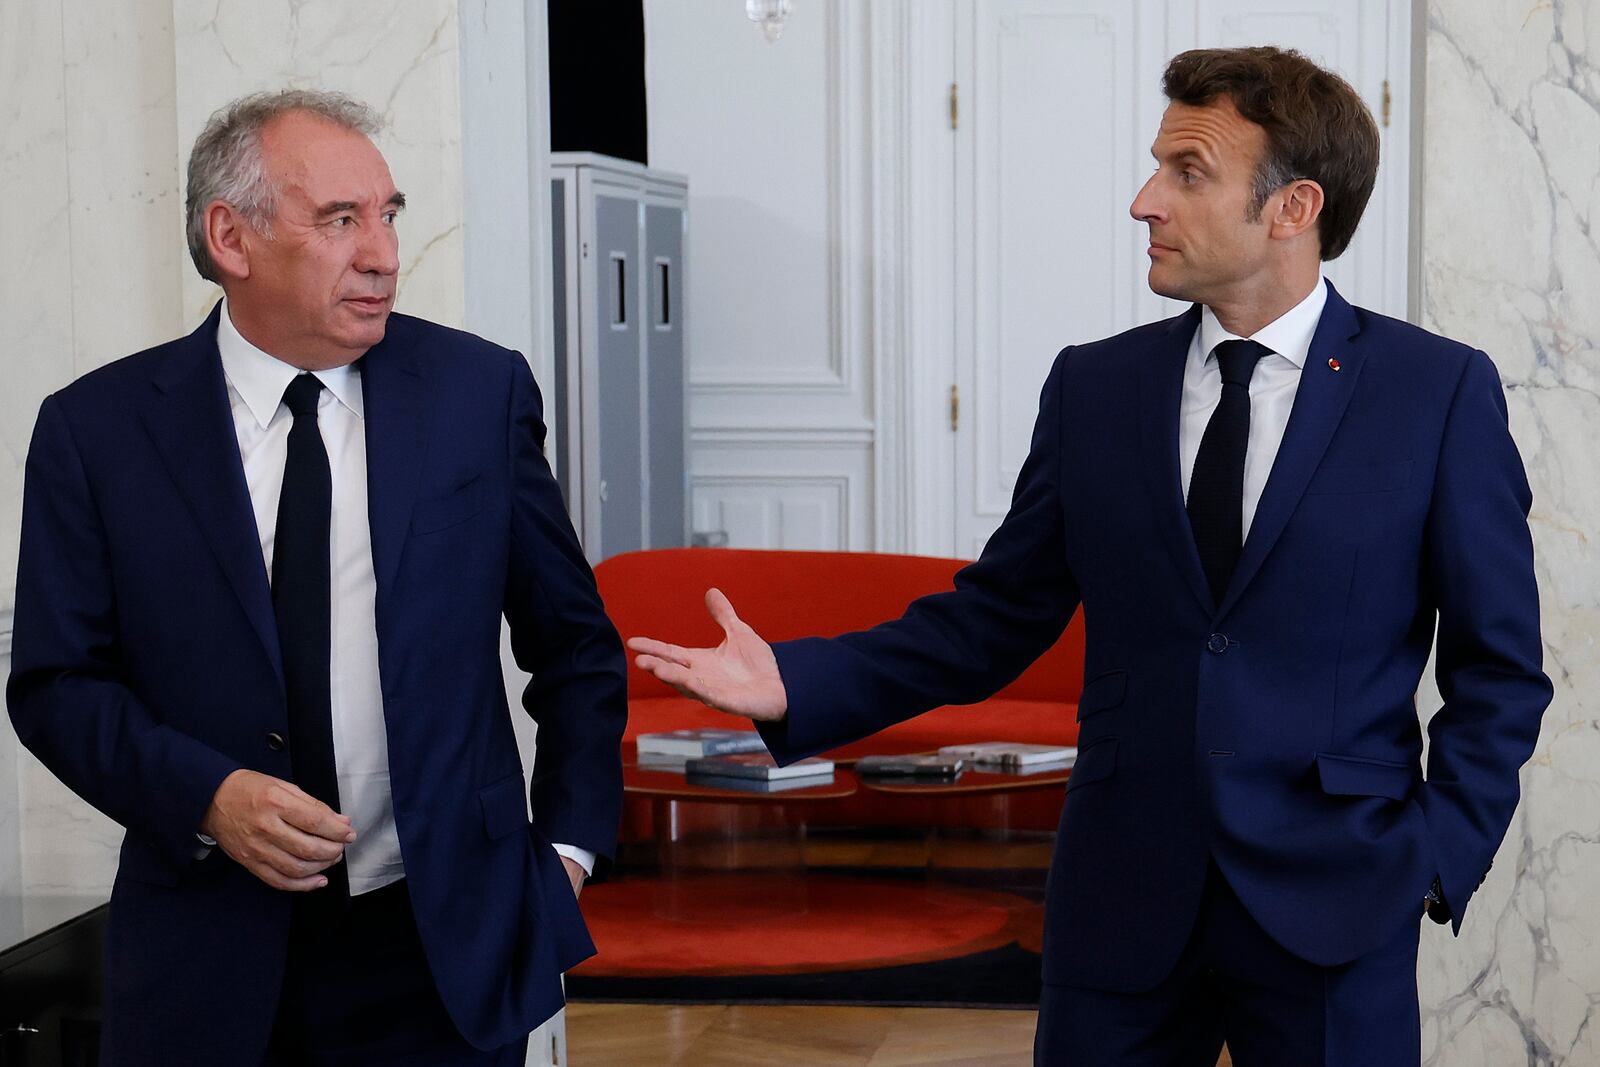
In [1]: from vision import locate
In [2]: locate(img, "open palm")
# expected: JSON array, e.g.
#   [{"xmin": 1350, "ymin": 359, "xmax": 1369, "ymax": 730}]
[{"xmin": 625, "ymin": 588, "xmax": 789, "ymax": 721}]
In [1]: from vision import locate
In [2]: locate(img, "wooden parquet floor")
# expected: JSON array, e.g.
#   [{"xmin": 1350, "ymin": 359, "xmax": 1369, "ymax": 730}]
[{"xmin": 565, "ymin": 1004, "xmax": 1234, "ymax": 1066}]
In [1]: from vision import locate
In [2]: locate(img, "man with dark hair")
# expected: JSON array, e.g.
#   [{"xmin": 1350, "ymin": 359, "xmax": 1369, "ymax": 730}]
[
  {"xmin": 629, "ymin": 47, "xmax": 1550, "ymax": 1065},
  {"xmin": 8, "ymin": 89, "xmax": 626, "ymax": 1065}
]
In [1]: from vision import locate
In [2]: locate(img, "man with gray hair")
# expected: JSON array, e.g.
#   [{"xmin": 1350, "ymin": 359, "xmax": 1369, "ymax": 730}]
[{"xmin": 8, "ymin": 89, "xmax": 626, "ymax": 1065}]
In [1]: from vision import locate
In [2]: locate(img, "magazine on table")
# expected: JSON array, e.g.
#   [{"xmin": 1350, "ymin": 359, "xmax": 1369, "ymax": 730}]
[{"xmin": 635, "ymin": 727, "xmax": 769, "ymax": 759}]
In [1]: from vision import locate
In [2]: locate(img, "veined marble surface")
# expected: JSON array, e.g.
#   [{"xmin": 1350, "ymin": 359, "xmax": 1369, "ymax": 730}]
[
  {"xmin": 1418, "ymin": 2, "xmax": 1600, "ymax": 1064},
  {"xmin": 172, "ymin": 0, "xmax": 467, "ymax": 332}
]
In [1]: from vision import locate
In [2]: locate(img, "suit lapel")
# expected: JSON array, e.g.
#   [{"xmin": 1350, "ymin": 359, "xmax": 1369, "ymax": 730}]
[
  {"xmin": 1139, "ymin": 305, "xmax": 1214, "ymax": 617},
  {"xmin": 361, "ymin": 317, "xmax": 434, "ymax": 595},
  {"xmin": 142, "ymin": 305, "xmax": 283, "ymax": 689},
  {"xmin": 1215, "ymin": 284, "xmax": 1366, "ymax": 619}
]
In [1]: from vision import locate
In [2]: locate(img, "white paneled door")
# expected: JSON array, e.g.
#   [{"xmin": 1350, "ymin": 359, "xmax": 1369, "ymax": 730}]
[{"xmin": 947, "ymin": 0, "xmax": 1410, "ymax": 557}]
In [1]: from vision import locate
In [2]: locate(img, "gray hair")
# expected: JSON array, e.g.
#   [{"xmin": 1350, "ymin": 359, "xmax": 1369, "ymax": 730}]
[{"xmin": 184, "ymin": 89, "xmax": 383, "ymax": 282}]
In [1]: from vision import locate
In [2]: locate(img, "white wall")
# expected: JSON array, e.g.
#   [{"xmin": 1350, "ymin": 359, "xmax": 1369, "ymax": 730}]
[{"xmin": 646, "ymin": 0, "xmax": 878, "ymax": 551}]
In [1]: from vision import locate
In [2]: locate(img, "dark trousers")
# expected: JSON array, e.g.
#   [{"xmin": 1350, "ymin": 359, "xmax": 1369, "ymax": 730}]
[
  {"xmin": 1035, "ymin": 863, "xmax": 1421, "ymax": 1067},
  {"xmin": 264, "ymin": 880, "xmax": 529, "ymax": 1067}
]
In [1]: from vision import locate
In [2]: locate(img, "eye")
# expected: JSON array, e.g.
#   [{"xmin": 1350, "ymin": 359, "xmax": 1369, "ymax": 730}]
[
  {"xmin": 1179, "ymin": 169, "xmax": 1200, "ymax": 185},
  {"xmin": 331, "ymin": 216, "xmax": 354, "ymax": 228},
  {"xmin": 382, "ymin": 210, "xmax": 399, "ymax": 225}
]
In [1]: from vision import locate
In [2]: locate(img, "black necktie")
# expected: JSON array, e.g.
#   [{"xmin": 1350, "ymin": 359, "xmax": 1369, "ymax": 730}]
[
  {"xmin": 1186, "ymin": 339, "xmax": 1270, "ymax": 607},
  {"xmin": 272, "ymin": 373, "xmax": 347, "ymax": 902}
]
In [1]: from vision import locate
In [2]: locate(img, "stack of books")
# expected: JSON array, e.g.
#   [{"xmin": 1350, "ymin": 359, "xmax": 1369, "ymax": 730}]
[
  {"xmin": 936, "ymin": 741, "xmax": 1077, "ymax": 774},
  {"xmin": 683, "ymin": 752, "xmax": 836, "ymax": 793},
  {"xmin": 635, "ymin": 728, "xmax": 768, "ymax": 768}
]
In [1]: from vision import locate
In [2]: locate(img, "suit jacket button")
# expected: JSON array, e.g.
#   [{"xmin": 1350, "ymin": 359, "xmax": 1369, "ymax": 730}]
[
  {"xmin": 266, "ymin": 732, "xmax": 286, "ymax": 752},
  {"xmin": 1206, "ymin": 633, "xmax": 1229, "ymax": 654}
]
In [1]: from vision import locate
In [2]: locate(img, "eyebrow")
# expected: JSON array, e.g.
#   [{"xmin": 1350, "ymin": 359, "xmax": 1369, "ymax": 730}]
[{"xmin": 314, "ymin": 191, "xmax": 407, "ymax": 216}]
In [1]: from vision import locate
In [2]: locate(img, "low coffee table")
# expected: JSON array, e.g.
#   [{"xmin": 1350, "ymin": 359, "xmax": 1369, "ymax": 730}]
[
  {"xmin": 856, "ymin": 761, "xmax": 1071, "ymax": 874},
  {"xmin": 622, "ymin": 748, "xmax": 858, "ymax": 921}
]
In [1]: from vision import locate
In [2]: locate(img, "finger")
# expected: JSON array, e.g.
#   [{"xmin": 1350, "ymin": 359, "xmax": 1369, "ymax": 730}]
[
  {"xmin": 257, "ymin": 842, "xmax": 342, "ymax": 882},
  {"xmin": 278, "ymin": 794, "xmax": 358, "ymax": 843},
  {"xmin": 268, "ymin": 820, "xmax": 351, "ymax": 864},
  {"xmin": 254, "ymin": 863, "xmax": 333, "ymax": 893},
  {"xmin": 705, "ymin": 588, "xmax": 741, "ymax": 636},
  {"xmin": 634, "ymin": 655, "xmax": 698, "ymax": 692},
  {"xmin": 626, "ymin": 636, "xmax": 695, "ymax": 666}
]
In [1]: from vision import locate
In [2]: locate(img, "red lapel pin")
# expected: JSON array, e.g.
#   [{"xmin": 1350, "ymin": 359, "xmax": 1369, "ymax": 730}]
[{"xmin": 1327, "ymin": 357, "xmax": 1342, "ymax": 372}]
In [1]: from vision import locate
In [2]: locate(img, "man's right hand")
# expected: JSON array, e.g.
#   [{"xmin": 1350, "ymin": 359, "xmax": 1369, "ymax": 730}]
[
  {"xmin": 199, "ymin": 769, "xmax": 356, "ymax": 892},
  {"xmin": 626, "ymin": 588, "xmax": 789, "ymax": 722}
]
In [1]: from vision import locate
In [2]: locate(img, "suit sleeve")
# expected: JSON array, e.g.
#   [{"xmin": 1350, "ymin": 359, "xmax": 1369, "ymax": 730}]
[
  {"xmin": 500, "ymin": 354, "xmax": 627, "ymax": 872},
  {"xmin": 1419, "ymin": 349, "xmax": 1553, "ymax": 931},
  {"xmin": 7, "ymin": 395, "xmax": 242, "ymax": 867},
  {"xmin": 762, "ymin": 349, "xmax": 1082, "ymax": 763}
]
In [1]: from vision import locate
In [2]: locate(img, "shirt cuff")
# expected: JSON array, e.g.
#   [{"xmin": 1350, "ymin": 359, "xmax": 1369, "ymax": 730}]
[
  {"xmin": 193, "ymin": 832, "xmax": 217, "ymax": 861},
  {"xmin": 551, "ymin": 843, "xmax": 595, "ymax": 877}
]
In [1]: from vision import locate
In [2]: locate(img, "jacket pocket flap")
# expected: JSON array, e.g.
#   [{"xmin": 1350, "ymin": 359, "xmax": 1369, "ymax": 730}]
[
  {"xmin": 412, "ymin": 476, "xmax": 482, "ymax": 534},
  {"xmin": 1066, "ymin": 738, "xmax": 1118, "ymax": 792},
  {"xmin": 1306, "ymin": 459, "xmax": 1412, "ymax": 496},
  {"xmin": 1075, "ymin": 670, "xmax": 1128, "ymax": 722},
  {"xmin": 1315, "ymin": 752, "xmax": 1418, "ymax": 801},
  {"xmin": 479, "ymin": 772, "xmax": 529, "ymax": 840}
]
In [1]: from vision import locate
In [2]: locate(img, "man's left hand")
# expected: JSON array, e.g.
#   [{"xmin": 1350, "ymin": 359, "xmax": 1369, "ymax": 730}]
[{"xmin": 561, "ymin": 856, "xmax": 587, "ymax": 898}]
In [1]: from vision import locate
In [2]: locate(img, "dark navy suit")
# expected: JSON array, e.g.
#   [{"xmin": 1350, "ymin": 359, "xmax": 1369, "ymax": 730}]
[
  {"xmin": 763, "ymin": 286, "xmax": 1551, "ymax": 1062},
  {"xmin": 8, "ymin": 306, "xmax": 626, "ymax": 1064}
]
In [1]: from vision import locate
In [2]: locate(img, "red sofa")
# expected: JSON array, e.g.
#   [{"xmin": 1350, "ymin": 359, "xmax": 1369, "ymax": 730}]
[{"xmin": 594, "ymin": 548, "xmax": 1086, "ymax": 837}]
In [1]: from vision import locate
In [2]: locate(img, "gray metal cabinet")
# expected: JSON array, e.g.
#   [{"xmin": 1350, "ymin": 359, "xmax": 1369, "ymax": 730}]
[{"xmin": 549, "ymin": 153, "xmax": 689, "ymax": 562}]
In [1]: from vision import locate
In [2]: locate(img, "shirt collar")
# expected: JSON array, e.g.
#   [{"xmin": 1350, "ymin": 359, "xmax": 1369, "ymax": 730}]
[
  {"xmin": 1196, "ymin": 276, "xmax": 1328, "ymax": 371},
  {"xmin": 217, "ymin": 298, "xmax": 364, "ymax": 429}
]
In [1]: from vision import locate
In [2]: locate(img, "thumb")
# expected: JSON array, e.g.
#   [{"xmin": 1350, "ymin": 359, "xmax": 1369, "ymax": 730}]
[{"xmin": 705, "ymin": 587, "xmax": 742, "ymax": 637}]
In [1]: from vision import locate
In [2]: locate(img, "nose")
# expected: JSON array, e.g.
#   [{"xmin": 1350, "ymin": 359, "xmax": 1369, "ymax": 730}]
[
  {"xmin": 356, "ymin": 219, "xmax": 400, "ymax": 277},
  {"xmin": 1130, "ymin": 173, "xmax": 1165, "ymax": 225}
]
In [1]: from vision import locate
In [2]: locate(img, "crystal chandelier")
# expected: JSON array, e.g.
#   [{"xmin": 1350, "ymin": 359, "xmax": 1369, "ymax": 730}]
[{"xmin": 746, "ymin": 0, "xmax": 792, "ymax": 43}]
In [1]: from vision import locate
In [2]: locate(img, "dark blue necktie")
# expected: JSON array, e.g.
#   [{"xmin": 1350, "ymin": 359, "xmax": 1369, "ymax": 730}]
[
  {"xmin": 272, "ymin": 373, "xmax": 347, "ymax": 903},
  {"xmin": 1186, "ymin": 339, "xmax": 1270, "ymax": 607}
]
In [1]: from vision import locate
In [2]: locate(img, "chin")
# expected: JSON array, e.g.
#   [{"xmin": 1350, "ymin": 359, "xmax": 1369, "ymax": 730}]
[{"xmin": 1146, "ymin": 267, "xmax": 1190, "ymax": 303}]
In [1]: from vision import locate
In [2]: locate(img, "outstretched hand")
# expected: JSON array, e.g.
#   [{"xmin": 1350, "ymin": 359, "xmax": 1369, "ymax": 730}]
[{"xmin": 626, "ymin": 588, "xmax": 789, "ymax": 722}]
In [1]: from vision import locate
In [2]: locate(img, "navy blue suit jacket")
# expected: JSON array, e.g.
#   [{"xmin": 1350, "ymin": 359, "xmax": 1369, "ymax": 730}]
[
  {"xmin": 765, "ymin": 285, "xmax": 1551, "ymax": 991},
  {"xmin": 7, "ymin": 306, "xmax": 626, "ymax": 1061}
]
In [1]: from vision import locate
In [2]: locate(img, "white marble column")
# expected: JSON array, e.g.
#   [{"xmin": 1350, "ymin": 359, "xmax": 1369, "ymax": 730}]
[{"xmin": 1417, "ymin": 2, "xmax": 1600, "ymax": 1064}]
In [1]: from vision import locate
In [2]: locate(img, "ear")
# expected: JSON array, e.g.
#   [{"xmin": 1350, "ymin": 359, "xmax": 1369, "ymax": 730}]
[
  {"xmin": 204, "ymin": 201, "xmax": 254, "ymax": 283},
  {"xmin": 1269, "ymin": 179, "xmax": 1324, "ymax": 243}
]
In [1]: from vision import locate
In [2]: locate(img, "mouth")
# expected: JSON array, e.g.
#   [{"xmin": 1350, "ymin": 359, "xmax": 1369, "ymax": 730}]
[
  {"xmin": 1147, "ymin": 242, "xmax": 1178, "ymax": 257},
  {"xmin": 343, "ymin": 295, "xmax": 392, "ymax": 313}
]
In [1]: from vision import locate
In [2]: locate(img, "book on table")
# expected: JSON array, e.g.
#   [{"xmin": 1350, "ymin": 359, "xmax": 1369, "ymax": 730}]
[
  {"xmin": 854, "ymin": 753, "xmax": 966, "ymax": 779},
  {"xmin": 936, "ymin": 742, "xmax": 1078, "ymax": 770},
  {"xmin": 635, "ymin": 728, "xmax": 768, "ymax": 759},
  {"xmin": 683, "ymin": 752, "xmax": 835, "ymax": 781}
]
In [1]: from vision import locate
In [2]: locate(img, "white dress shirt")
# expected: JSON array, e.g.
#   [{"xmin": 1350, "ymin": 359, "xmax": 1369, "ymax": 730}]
[
  {"xmin": 216, "ymin": 301, "xmax": 593, "ymax": 892},
  {"xmin": 1179, "ymin": 278, "xmax": 1329, "ymax": 538}
]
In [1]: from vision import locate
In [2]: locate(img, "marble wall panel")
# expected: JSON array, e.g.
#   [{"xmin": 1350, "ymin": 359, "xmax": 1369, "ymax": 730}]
[
  {"xmin": 171, "ymin": 0, "xmax": 466, "ymax": 332},
  {"xmin": 1418, "ymin": 2, "xmax": 1600, "ymax": 1063}
]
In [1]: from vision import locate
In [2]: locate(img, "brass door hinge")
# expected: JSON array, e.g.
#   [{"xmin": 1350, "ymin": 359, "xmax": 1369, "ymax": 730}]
[
  {"xmin": 950, "ymin": 82, "xmax": 959, "ymax": 130},
  {"xmin": 950, "ymin": 383, "xmax": 960, "ymax": 431},
  {"xmin": 1381, "ymin": 79, "xmax": 1392, "ymax": 128}
]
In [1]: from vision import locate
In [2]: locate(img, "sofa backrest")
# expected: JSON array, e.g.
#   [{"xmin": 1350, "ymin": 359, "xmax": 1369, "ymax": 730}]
[{"xmin": 594, "ymin": 548, "xmax": 1084, "ymax": 703}]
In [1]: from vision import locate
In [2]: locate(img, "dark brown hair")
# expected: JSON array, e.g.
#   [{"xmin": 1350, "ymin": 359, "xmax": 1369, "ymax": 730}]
[{"xmin": 1162, "ymin": 47, "xmax": 1379, "ymax": 261}]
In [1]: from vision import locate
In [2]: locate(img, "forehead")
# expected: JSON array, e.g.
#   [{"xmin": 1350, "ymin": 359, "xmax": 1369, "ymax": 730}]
[
  {"xmin": 1152, "ymin": 98, "xmax": 1265, "ymax": 165},
  {"xmin": 259, "ymin": 111, "xmax": 396, "ymax": 199}
]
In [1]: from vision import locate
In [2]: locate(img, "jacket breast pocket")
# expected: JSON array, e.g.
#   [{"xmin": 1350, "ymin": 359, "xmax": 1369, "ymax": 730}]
[
  {"xmin": 1075, "ymin": 669, "xmax": 1127, "ymax": 723},
  {"xmin": 1315, "ymin": 752, "xmax": 1419, "ymax": 801},
  {"xmin": 479, "ymin": 772, "xmax": 529, "ymax": 840},
  {"xmin": 412, "ymin": 475, "xmax": 483, "ymax": 535},
  {"xmin": 1304, "ymin": 459, "xmax": 1412, "ymax": 496}
]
